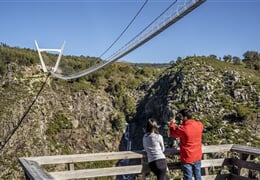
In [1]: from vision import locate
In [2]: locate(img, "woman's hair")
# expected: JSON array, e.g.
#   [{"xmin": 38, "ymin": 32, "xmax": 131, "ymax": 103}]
[{"xmin": 145, "ymin": 118, "xmax": 159, "ymax": 134}]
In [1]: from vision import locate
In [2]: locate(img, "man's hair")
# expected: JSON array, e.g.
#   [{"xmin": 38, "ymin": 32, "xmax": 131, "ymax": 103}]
[{"xmin": 179, "ymin": 108, "xmax": 192, "ymax": 119}]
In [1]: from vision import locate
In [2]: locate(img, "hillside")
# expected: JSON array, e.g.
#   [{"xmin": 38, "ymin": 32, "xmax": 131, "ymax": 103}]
[
  {"xmin": 129, "ymin": 56, "xmax": 260, "ymax": 151},
  {"xmin": 0, "ymin": 45, "xmax": 259, "ymax": 179}
]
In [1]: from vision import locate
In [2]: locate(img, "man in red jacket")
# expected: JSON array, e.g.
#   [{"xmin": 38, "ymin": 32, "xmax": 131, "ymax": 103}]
[{"xmin": 169, "ymin": 108, "xmax": 203, "ymax": 180}]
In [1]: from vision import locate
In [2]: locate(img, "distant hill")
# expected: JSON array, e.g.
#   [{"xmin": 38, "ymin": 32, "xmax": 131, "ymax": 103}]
[
  {"xmin": 129, "ymin": 56, "xmax": 260, "ymax": 151},
  {"xmin": 0, "ymin": 45, "xmax": 259, "ymax": 179}
]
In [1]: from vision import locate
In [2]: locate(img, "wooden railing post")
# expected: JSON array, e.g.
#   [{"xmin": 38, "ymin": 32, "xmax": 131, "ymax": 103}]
[
  {"xmin": 238, "ymin": 153, "xmax": 250, "ymax": 177},
  {"xmin": 67, "ymin": 163, "xmax": 75, "ymax": 180},
  {"xmin": 141, "ymin": 154, "xmax": 150, "ymax": 180},
  {"xmin": 141, "ymin": 158, "xmax": 146, "ymax": 180},
  {"xmin": 201, "ymin": 154, "xmax": 209, "ymax": 176},
  {"xmin": 238, "ymin": 153, "xmax": 256, "ymax": 178},
  {"xmin": 248, "ymin": 155, "xmax": 256, "ymax": 178},
  {"xmin": 67, "ymin": 163, "xmax": 74, "ymax": 171}
]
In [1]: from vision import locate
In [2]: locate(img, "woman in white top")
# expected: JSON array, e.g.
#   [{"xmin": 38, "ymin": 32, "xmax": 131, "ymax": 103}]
[{"xmin": 143, "ymin": 118, "xmax": 169, "ymax": 180}]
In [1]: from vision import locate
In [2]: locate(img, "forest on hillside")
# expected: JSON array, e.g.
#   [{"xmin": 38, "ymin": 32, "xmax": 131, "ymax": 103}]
[{"xmin": 1, "ymin": 43, "xmax": 260, "ymax": 75}]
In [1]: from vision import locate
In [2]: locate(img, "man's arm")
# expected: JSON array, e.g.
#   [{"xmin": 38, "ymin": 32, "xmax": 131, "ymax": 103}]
[{"xmin": 169, "ymin": 117, "xmax": 180, "ymax": 138}]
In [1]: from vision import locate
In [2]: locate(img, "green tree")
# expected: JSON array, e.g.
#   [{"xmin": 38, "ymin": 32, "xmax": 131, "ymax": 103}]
[
  {"xmin": 232, "ymin": 56, "xmax": 242, "ymax": 65},
  {"xmin": 243, "ymin": 51, "xmax": 260, "ymax": 70},
  {"xmin": 223, "ymin": 55, "xmax": 232, "ymax": 62}
]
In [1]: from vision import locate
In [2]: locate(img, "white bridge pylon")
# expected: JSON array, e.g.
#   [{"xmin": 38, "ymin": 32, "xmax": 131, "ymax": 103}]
[{"xmin": 35, "ymin": 40, "xmax": 65, "ymax": 73}]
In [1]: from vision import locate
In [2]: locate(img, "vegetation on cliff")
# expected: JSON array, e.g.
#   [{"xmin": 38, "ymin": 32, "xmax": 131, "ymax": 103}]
[{"xmin": 0, "ymin": 44, "xmax": 259, "ymax": 179}]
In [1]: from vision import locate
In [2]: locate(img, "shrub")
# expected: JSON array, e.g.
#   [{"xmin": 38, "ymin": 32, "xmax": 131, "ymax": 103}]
[
  {"xmin": 235, "ymin": 105, "xmax": 252, "ymax": 121},
  {"xmin": 46, "ymin": 114, "xmax": 72, "ymax": 136},
  {"xmin": 110, "ymin": 112, "xmax": 125, "ymax": 131}
]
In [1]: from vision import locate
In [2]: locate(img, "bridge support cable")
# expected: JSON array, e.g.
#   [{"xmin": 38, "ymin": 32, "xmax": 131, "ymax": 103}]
[
  {"xmin": 104, "ymin": 0, "xmax": 178, "ymax": 62},
  {"xmin": 50, "ymin": 0, "xmax": 206, "ymax": 80},
  {"xmin": 98, "ymin": 0, "xmax": 149, "ymax": 59},
  {"xmin": 105, "ymin": 0, "xmax": 206, "ymax": 62},
  {"xmin": 0, "ymin": 74, "xmax": 50, "ymax": 153}
]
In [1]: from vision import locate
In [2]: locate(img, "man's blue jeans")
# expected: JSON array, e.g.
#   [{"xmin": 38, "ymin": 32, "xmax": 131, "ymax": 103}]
[{"xmin": 181, "ymin": 160, "xmax": 201, "ymax": 180}]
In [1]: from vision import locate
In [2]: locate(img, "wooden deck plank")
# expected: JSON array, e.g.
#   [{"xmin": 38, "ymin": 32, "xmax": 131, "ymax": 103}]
[
  {"xmin": 230, "ymin": 173, "xmax": 255, "ymax": 180},
  {"xmin": 23, "ymin": 145, "xmax": 234, "ymax": 166},
  {"xmin": 202, "ymin": 144, "xmax": 233, "ymax": 153},
  {"xmin": 18, "ymin": 158, "xmax": 54, "ymax": 180},
  {"xmin": 231, "ymin": 145, "xmax": 260, "ymax": 156},
  {"xmin": 201, "ymin": 174, "xmax": 230, "ymax": 180},
  {"xmin": 201, "ymin": 158, "xmax": 230, "ymax": 168},
  {"xmin": 49, "ymin": 165, "xmax": 142, "ymax": 179},
  {"xmin": 25, "ymin": 151, "xmax": 144, "ymax": 165},
  {"xmin": 231, "ymin": 158, "xmax": 260, "ymax": 171},
  {"xmin": 167, "ymin": 158, "xmax": 230, "ymax": 170}
]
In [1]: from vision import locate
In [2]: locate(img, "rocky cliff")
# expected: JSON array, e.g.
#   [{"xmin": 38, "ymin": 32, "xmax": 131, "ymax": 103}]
[
  {"xmin": 129, "ymin": 56, "xmax": 260, "ymax": 151},
  {"xmin": 0, "ymin": 48, "xmax": 259, "ymax": 179}
]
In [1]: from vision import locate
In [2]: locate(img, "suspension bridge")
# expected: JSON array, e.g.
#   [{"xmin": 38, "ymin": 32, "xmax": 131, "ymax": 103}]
[
  {"xmin": 0, "ymin": 0, "xmax": 206, "ymax": 154},
  {"xmin": 36, "ymin": 0, "xmax": 206, "ymax": 80}
]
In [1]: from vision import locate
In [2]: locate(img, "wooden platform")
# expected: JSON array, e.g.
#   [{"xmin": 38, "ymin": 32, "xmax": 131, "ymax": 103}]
[{"xmin": 19, "ymin": 144, "xmax": 260, "ymax": 180}]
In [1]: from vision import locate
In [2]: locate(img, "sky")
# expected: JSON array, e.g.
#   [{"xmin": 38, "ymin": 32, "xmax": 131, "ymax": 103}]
[{"xmin": 1, "ymin": 0, "xmax": 260, "ymax": 64}]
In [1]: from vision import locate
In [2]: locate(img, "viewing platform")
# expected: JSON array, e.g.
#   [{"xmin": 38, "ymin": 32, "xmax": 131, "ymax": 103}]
[{"xmin": 19, "ymin": 144, "xmax": 260, "ymax": 180}]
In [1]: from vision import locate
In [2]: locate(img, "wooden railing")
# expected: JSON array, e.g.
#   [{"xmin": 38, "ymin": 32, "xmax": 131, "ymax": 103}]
[{"xmin": 19, "ymin": 144, "xmax": 260, "ymax": 180}]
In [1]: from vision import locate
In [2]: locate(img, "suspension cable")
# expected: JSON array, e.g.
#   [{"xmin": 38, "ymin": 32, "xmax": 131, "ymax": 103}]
[
  {"xmin": 0, "ymin": 74, "xmax": 50, "ymax": 153},
  {"xmin": 105, "ymin": 0, "xmax": 178, "ymax": 61},
  {"xmin": 51, "ymin": 0, "xmax": 206, "ymax": 80},
  {"xmin": 99, "ymin": 0, "xmax": 149, "ymax": 59}
]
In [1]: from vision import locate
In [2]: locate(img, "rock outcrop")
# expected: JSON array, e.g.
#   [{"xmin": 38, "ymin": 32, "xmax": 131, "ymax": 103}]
[{"xmin": 0, "ymin": 53, "xmax": 259, "ymax": 179}]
